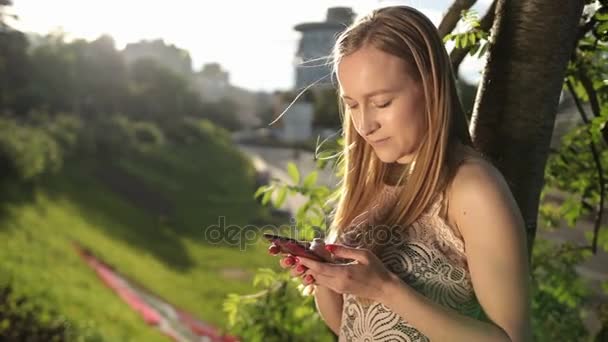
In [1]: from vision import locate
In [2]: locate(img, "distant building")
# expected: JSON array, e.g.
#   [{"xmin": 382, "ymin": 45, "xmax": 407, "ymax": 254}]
[
  {"xmin": 293, "ymin": 7, "xmax": 355, "ymax": 89},
  {"xmin": 193, "ymin": 63, "xmax": 272, "ymax": 128},
  {"xmin": 122, "ymin": 39, "xmax": 193, "ymax": 76},
  {"xmin": 193, "ymin": 63, "xmax": 230, "ymax": 103},
  {"xmin": 277, "ymin": 7, "xmax": 354, "ymax": 143}
]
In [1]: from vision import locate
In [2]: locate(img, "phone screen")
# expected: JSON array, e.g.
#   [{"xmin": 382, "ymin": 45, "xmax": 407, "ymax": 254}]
[{"xmin": 263, "ymin": 233, "xmax": 326, "ymax": 262}]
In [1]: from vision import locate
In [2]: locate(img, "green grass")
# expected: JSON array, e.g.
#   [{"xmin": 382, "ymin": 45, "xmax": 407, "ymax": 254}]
[{"xmin": 0, "ymin": 141, "xmax": 287, "ymax": 341}]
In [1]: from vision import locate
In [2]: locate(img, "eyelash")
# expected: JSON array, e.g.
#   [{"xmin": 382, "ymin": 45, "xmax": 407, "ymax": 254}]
[
  {"xmin": 377, "ymin": 100, "xmax": 392, "ymax": 108},
  {"xmin": 347, "ymin": 101, "xmax": 392, "ymax": 110}
]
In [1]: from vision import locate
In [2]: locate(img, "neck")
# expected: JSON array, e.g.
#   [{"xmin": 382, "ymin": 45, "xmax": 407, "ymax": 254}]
[{"xmin": 382, "ymin": 162, "xmax": 409, "ymax": 186}]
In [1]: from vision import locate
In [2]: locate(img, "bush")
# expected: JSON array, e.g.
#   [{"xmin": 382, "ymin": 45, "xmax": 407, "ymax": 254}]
[
  {"xmin": 223, "ymin": 269, "xmax": 334, "ymax": 342},
  {"xmin": 0, "ymin": 117, "xmax": 63, "ymax": 181},
  {"xmin": 223, "ymin": 140, "xmax": 341, "ymax": 341},
  {"xmin": 82, "ymin": 114, "xmax": 165, "ymax": 157},
  {"xmin": 165, "ymin": 116, "xmax": 231, "ymax": 146},
  {"xmin": 28, "ymin": 111, "xmax": 83, "ymax": 154},
  {"xmin": 0, "ymin": 284, "xmax": 72, "ymax": 341},
  {"xmin": 130, "ymin": 120, "xmax": 165, "ymax": 152}
]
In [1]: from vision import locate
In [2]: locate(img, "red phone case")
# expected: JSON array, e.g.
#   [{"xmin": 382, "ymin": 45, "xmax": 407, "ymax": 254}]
[{"xmin": 263, "ymin": 233, "xmax": 325, "ymax": 262}]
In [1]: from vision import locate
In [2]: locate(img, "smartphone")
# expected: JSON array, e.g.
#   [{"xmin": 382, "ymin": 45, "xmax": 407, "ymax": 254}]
[{"xmin": 263, "ymin": 233, "xmax": 326, "ymax": 262}]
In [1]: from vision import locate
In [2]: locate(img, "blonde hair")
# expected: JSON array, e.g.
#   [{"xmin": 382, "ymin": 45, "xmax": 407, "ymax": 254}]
[{"xmin": 325, "ymin": 6, "xmax": 478, "ymax": 255}]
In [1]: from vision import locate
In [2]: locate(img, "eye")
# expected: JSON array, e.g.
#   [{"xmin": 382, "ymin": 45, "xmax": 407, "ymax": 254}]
[
  {"xmin": 346, "ymin": 103, "xmax": 359, "ymax": 110},
  {"xmin": 376, "ymin": 100, "xmax": 392, "ymax": 108}
]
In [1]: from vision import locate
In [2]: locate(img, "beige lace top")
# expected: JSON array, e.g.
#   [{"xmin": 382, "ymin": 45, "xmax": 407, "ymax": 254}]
[{"xmin": 337, "ymin": 184, "xmax": 483, "ymax": 342}]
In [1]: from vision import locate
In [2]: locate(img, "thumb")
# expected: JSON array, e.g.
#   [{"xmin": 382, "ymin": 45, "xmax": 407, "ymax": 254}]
[{"xmin": 324, "ymin": 244, "xmax": 369, "ymax": 264}]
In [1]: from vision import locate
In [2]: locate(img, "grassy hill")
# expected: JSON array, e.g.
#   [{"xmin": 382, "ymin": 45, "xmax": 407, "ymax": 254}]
[{"xmin": 0, "ymin": 141, "xmax": 285, "ymax": 340}]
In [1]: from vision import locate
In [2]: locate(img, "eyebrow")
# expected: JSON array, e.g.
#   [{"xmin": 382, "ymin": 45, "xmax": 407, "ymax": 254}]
[{"xmin": 339, "ymin": 88, "xmax": 397, "ymax": 100}]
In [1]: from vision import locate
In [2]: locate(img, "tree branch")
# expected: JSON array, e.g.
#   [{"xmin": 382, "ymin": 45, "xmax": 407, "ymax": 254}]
[
  {"xmin": 567, "ymin": 78, "xmax": 604, "ymax": 254},
  {"xmin": 438, "ymin": 0, "xmax": 477, "ymax": 38},
  {"xmin": 577, "ymin": 66, "xmax": 602, "ymax": 119},
  {"xmin": 577, "ymin": 17, "xmax": 597, "ymax": 42},
  {"xmin": 449, "ymin": 0, "xmax": 497, "ymax": 74}
]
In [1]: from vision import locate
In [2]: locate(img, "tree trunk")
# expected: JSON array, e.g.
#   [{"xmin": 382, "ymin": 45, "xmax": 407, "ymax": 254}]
[{"xmin": 470, "ymin": 0, "xmax": 584, "ymax": 257}]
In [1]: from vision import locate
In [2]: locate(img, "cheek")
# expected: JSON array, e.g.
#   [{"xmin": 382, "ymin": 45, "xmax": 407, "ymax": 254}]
[
  {"xmin": 349, "ymin": 115, "xmax": 363, "ymax": 136},
  {"xmin": 387, "ymin": 109, "xmax": 426, "ymax": 144}
]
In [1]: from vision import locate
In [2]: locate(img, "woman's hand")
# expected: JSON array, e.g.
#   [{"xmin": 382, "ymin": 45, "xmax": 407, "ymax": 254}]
[
  {"xmin": 295, "ymin": 244, "xmax": 398, "ymax": 303},
  {"xmin": 268, "ymin": 238, "xmax": 334, "ymax": 285}
]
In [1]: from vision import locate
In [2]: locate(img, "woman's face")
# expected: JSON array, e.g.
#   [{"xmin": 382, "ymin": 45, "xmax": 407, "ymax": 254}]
[{"xmin": 337, "ymin": 45, "xmax": 427, "ymax": 164}]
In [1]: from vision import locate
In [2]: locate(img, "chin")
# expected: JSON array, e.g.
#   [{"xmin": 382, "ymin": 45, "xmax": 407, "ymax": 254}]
[{"xmin": 373, "ymin": 151, "xmax": 399, "ymax": 164}]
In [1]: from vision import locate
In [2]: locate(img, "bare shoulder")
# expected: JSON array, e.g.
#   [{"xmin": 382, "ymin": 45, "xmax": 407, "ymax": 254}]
[
  {"xmin": 452, "ymin": 156, "xmax": 508, "ymax": 197},
  {"xmin": 447, "ymin": 152, "xmax": 524, "ymax": 236}
]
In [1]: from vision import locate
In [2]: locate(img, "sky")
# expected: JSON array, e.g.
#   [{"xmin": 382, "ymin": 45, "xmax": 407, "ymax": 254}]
[{"xmin": 9, "ymin": 0, "xmax": 494, "ymax": 92}]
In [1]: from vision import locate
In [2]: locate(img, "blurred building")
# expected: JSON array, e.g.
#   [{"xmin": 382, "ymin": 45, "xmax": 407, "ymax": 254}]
[
  {"xmin": 123, "ymin": 39, "xmax": 193, "ymax": 76},
  {"xmin": 193, "ymin": 63, "xmax": 272, "ymax": 128},
  {"xmin": 275, "ymin": 7, "xmax": 354, "ymax": 143},
  {"xmin": 193, "ymin": 63, "xmax": 230, "ymax": 103},
  {"xmin": 293, "ymin": 7, "xmax": 355, "ymax": 89}
]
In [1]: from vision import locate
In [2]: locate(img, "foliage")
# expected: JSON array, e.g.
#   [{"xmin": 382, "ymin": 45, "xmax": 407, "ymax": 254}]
[
  {"xmin": 223, "ymin": 138, "xmax": 344, "ymax": 340},
  {"xmin": 530, "ymin": 240, "xmax": 592, "ymax": 341},
  {"xmin": 536, "ymin": 1, "xmax": 608, "ymax": 339},
  {"xmin": 442, "ymin": 9, "xmax": 490, "ymax": 58},
  {"xmin": 0, "ymin": 284, "xmax": 74, "ymax": 341},
  {"xmin": 82, "ymin": 114, "xmax": 166, "ymax": 157},
  {"xmin": 223, "ymin": 269, "xmax": 334, "ymax": 342},
  {"xmin": 164, "ymin": 116, "xmax": 232, "ymax": 147},
  {"xmin": 0, "ymin": 116, "xmax": 63, "ymax": 181}
]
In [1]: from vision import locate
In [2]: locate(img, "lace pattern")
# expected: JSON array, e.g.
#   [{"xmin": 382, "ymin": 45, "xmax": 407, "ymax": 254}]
[{"xmin": 338, "ymin": 185, "xmax": 481, "ymax": 342}]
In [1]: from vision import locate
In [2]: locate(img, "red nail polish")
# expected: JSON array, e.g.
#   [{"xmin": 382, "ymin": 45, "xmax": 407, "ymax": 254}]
[
  {"xmin": 325, "ymin": 244, "xmax": 337, "ymax": 253},
  {"xmin": 285, "ymin": 258, "xmax": 294, "ymax": 265},
  {"xmin": 296, "ymin": 265, "xmax": 306, "ymax": 272}
]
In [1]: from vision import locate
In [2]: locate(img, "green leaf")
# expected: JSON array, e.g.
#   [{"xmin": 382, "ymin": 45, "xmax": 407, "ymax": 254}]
[
  {"xmin": 253, "ymin": 268, "xmax": 278, "ymax": 288},
  {"xmin": 597, "ymin": 21, "xmax": 608, "ymax": 35},
  {"xmin": 274, "ymin": 186, "xmax": 287, "ymax": 208},
  {"xmin": 468, "ymin": 32, "xmax": 476, "ymax": 46},
  {"xmin": 560, "ymin": 198, "xmax": 583, "ymax": 227},
  {"xmin": 262, "ymin": 189, "xmax": 273, "ymax": 206},
  {"xmin": 455, "ymin": 35, "xmax": 462, "ymax": 49},
  {"xmin": 442, "ymin": 33, "xmax": 453, "ymax": 43},
  {"xmin": 253, "ymin": 185, "xmax": 269, "ymax": 199},
  {"xmin": 594, "ymin": 8, "xmax": 608, "ymax": 21},
  {"xmin": 287, "ymin": 162, "xmax": 300, "ymax": 184},
  {"xmin": 303, "ymin": 171, "xmax": 318, "ymax": 188}
]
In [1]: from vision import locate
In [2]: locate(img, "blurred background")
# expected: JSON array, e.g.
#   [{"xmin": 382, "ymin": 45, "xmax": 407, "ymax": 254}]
[{"xmin": 0, "ymin": 0, "xmax": 606, "ymax": 341}]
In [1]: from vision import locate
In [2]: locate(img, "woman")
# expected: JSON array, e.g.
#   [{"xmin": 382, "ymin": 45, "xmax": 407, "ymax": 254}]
[{"xmin": 272, "ymin": 5, "xmax": 531, "ymax": 341}]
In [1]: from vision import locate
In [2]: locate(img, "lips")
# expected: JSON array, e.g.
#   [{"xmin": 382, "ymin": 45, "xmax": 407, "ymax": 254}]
[{"xmin": 370, "ymin": 137, "xmax": 390, "ymax": 145}]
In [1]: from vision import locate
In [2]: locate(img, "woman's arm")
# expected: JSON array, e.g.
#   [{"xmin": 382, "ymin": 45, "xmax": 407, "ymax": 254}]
[
  {"xmin": 379, "ymin": 160, "xmax": 532, "ymax": 341},
  {"xmin": 313, "ymin": 285, "xmax": 344, "ymax": 336}
]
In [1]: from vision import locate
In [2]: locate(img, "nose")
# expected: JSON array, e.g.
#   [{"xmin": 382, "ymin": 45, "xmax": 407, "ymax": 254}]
[{"xmin": 353, "ymin": 108, "xmax": 380, "ymax": 137}]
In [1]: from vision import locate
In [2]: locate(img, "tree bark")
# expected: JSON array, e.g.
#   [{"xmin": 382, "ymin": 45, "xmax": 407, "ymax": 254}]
[{"xmin": 470, "ymin": 0, "xmax": 585, "ymax": 257}]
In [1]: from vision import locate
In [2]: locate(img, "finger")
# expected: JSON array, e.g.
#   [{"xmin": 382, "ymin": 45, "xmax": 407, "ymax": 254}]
[
  {"xmin": 291, "ymin": 264, "xmax": 308, "ymax": 277},
  {"xmin": 302, "ymin": 271, "xmax": 334, "ymax": 290},
  {"xmin": 279, "ymin": 255, "xmax": 296, "ymax": 268},
  {"xmin": 268, "ymin": 243, "xmax": 281, "ymax": 255},
  {"xmin": 303, "ymin": 274, "xmax": 315, "ymax": 285},
  {"xmin": 308, "ymin": 238, "xmax": 334, "ymax": 262},
  {"xmin": 296, "ymin": 256, "xmax": 339, "ymax": 276},
  {"xmin": 325, "ymin": 244, "xmax": 369, "ymax": 264}
]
